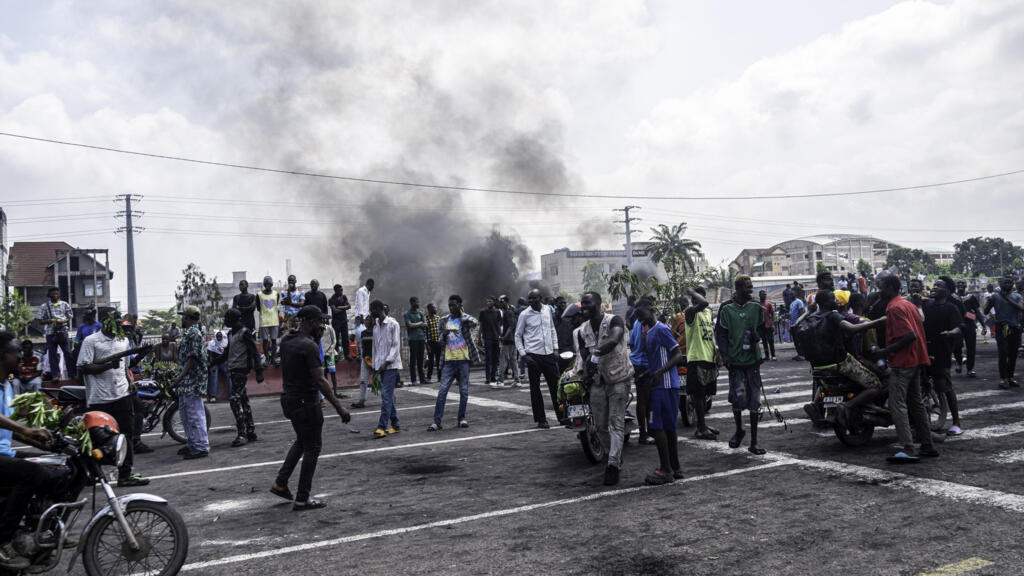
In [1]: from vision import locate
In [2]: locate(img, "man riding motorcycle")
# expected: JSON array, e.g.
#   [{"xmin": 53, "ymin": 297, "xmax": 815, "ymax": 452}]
[{"xmin": 0, "ymin": 330, "xmax": 59, "ymax": 570}]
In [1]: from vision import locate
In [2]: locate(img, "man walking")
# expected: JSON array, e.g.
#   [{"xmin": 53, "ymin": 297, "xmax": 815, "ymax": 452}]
[
  {"xmin": 759, "ymin": 290, "xmax": 777, "ymax": 361},
  {"xmin": 429, "ymin": 295, "xmax": 478, "ymax": 431},
  {"xmin": 425, "ymin": 303, "xmax": 443, "ymax": 383},
  {"xmin": 174, "ymin": 305, "xmax": 210, "ymax": 459},
  {"xmin": 271, "ymin": 306, "xmax": 351, "ymax": 510},
  {"xmin": 715, "ymin": 276, "xmax": 767, "ymax": 455},
  {"xmin": 257, "ymin": 276, "xmax": 281, "ymax": 367},
  {"xmin": 873, "ymin": 272, "xmax": 938, "ymax": 462},
  {"xmin": 223, "ymin": 308, "xmax": 264, "ymax": 447},
  {"xmin": 404, "ymin": 297, "xmax": 427, "ymax": 386},
  {"xmin": 577, "ymin": 291, "xmax": 633, "ymax": 485},
  {"xmin": 370, "ymin": 300, "xmax": 402, "ymax": 438},
  {"xmin": 77, "ymin": 308, "xmax": 151, "ymax": 485},
  {"xmin": 955, "ymin": 279, "xmax": 983, "ymax": 377},
  {"xmin": 515, "ymin": 289, "xmax": 562, "ymax": 429},
  {"xmin": 479, "ymin": 297, "xmax": 502, "ymax": 387},
  {"xmin": 36, "ymin": 287, "xmax": 74, "ymax": 380},
  {"xmin": 985, "ymin": 276, "xmax": 1023, "ymax": 389},
  {"xmin": 923, "ymin": 282, "xmax": 964, "ymax": 436},
  {"xmin": 329, "ymin": 284, "xmax": 352, "ymax": 360},
  {"xmin": 231, "ymin": 279, "xmax": 258, "ymax": 333}
]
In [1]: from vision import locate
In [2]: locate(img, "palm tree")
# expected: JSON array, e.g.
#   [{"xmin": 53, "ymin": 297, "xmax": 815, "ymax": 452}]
[
  {"xmin": 647, "ymin": 223, "xmax": 704, "ymax": 275},
  {"xmin": 704, "ymin": 265, "xmax": 739, "ymax": 289}
]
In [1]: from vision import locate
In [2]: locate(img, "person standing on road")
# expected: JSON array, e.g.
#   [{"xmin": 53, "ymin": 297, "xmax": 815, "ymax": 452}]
[
  {"xmin": 351, "ymin": 315, "xmax": 374, "ymax": 409},
  {"xmin": 715, "ymin": 275, "xmax": 768, "ymax": 455},
  {"xmin": 685, "ymin": 287, "xmax": 719, "ymax": 440},
  {"xmin": 329, "ymin": 285, "xmax": 352, "ymax": 361},
  {"xmin": 955, "ymin": 279, "xmax": 983, "ymax": 377},
  {"xmin": 872, "ymin": 272, "xmax": 938, "ymax": 463},
  {"xmin": 635, "ymin": 298, "xmax": 686, "ymax": 485},
  {"xmin": 577, "ymin": 291, "xmax": 633, "ymax": 486},
  {"xmin": 36, "ymin": 287, "xmax": 74, "ymax": 381},
  {"xmin": 232, "ymin": 279, "xmax": 258, "ymax": 333},
  {"xmin": 77, "ymin": 307, "xmax": 151, "ymax": 486},
  {"xmin": 271, "ymin": 306, "xmax": 351, "ymax": 511},
  {"xmin": 223, "ymin": 308, "xmax": 264, "ymax": 447},
  {"xmin": 257, "ymin": 276, "xmax": 281, "ymax": 367},
  {"xmin": 628, "ymin": 313, "xmax": 652, "ymax": 445},
  {"xmin": 305, "ymin": 279, "xmax": 328, "ymax": 316},
  {"xmin": 354, "ymin": 279, "xmax": 374, "ymax": 326},
  {"xmin": 174, "ymin": 305, "xmax": 210, "ymax": 460},
  {"xmin": 759, "ymin": 290, "xmax": 777, "ymax": 361},
  {"xmin": 497, "ymin": 296, "xmax": 520, "ymax": 387},
  {"xmin": 429, "ymin": 295, "xmax": 477, "ymax": 431},
  {"xmin": 479, "ymin": 297, "xmax": 502, "ymax": 387},
  {"xmin": 923, "ymin": 282, "xmax": 963, "ymax": 436},
  {"xmin": 425, "ymin": 303, "xmax": 443, "ymax": 383},
  {"xmin": 280, "ymin": 275, "xmax": 306, "ymax": 331},
  {"xmin": 515, "ymin": 289, "xmax": 562, "ymax": 429},
  {"xmin": 789, "ymin": 287, "xmax": 807, "ymax": 361},
  {"xmin": 370, "ymin": 300, "xmax": 402, "ymax": 438},
  {"xmin": 404, "ymin": 297, "xmax": 427, "ymax": 386},
  {"xmin": 985, "ymin": 276, "xmax": 1023, "ymax": 389}
]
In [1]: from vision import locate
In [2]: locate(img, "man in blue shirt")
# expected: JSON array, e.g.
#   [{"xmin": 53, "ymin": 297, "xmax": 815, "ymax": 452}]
[
  {"xmin": 628, "ymin": 317, "xmax": 653, "ymax": 445},
  {"xmin": 635, "ymin": 298, "xmax": 686, "ymax": 485},
  {"xmin": 789, "ymin": 286, "xmax": 807, "ymax": 361},
  {"xmin": 985, "ymin": 276, "xmax": 1024, "ymax": 389}
]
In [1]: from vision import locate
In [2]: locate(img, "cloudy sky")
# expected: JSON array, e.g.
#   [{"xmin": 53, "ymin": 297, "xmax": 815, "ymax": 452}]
[{"xmin": 2, "ymin": 0, "xmax": 1022, "ymax": 311}]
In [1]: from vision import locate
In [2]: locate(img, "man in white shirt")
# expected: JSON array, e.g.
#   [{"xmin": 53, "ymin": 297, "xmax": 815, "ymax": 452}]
[
  {"xmin": 515, "ymin": 289, "xmax": 563, "ymax": 428},
  {"xmin": 354, "ymin": 279, "xmax": 374, "ymax": 325},
  {"xmin": 370, "ymin": 298, "xmax": 401, "ymax": 438}
]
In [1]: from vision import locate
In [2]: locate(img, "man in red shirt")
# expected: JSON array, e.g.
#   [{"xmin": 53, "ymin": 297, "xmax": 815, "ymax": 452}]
[
  {"xmin": 872, "ymin": 272, "xmax": 938, "ymax": 463},
  {"xmin": 758, "ymin": 290, "xmax": 776, "ymax": 361}
]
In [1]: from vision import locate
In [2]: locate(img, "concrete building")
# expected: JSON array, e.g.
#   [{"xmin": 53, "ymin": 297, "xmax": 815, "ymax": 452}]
[
  {"xmin": 732, "ymin": 234, "xmax": 897, "ymax": 277},
  {"xmin": 729, "ymin": 247, "xmax": 789, "ymax": 276},
  {"xmin": 540, "ymin": 242, "xmax": 707, "ymax": 298},
  {"xmin": 926, "ymin": 248, "xmax": 955, "ymax": 267},
  {"xmin": 7, "ymin": 242, "xmax": 113, "ymax": 335}
]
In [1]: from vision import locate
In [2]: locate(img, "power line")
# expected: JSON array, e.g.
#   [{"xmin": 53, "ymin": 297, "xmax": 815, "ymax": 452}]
[{"xmin": 2, "ymin": 131, "xmax": 1022, "ymax": 201}]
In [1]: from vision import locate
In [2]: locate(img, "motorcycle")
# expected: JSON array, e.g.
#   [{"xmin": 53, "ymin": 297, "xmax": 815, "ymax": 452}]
[
  {"xmin": 556, "ymin": 352, "xmax": 635, "ymax": 464},
  {"xmin": 0, "ymin": 408, "xmax": 189, "ymax": 575},
  {"xmin": 675, "ymin": 360, "xmax": 715, "ymax": 428},
  {"xmin": 804, "ymin": 367, "xmax": 947, "ymax": 446},
  {"xmin": 44, "ymin": 365, "xmax": 211, "ymax": 445}
]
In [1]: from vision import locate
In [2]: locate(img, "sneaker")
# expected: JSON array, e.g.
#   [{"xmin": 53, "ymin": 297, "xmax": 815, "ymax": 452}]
[
  {"xmin": 644, "ymin": 469, "xmax": 674, "ymax": 485},
  {"xmin": 946, "ymin": 425, "xmax": 963, "ymax": 436},
  {"xmin": 672, "ymin": 470, "xmax": 684, "ymax": 480},
  {"xmin": 0, "ymin": 542, "xmax": 29, "ymax": 570},
  {"xmin": 955, "ymin": 364, "xmax": 963, "ymax": 374},
  {"xmin": 603, "ymin": 465, "xmax": 620, "ymax": 486},
  {"xmin": 246, "ymin": 432, "xmax": 259, "ymax": 441},
  {"xmin": 999, "ymin": 380, "xmax": 1010, "ymax": 390},
  {"xmin": 458, "ymin": 420, "xmax": 469, "ymax": 428},
  {"xmin": 967, "ymin": 370, "xmax": 977, "ymax": 378},
  {"xmin": 373, "ymin": 428, "xmax": 388, "ymax": 439},
  {"xmin": 487, "ymin": 381, "xmax": 499, "ymax": 388},
  {"xmin": 1010, "ymin": 378, "xmax": 1020, "ymax": 388},
  {"xmin": 412, "ymin": 381, "xmax": 420, "ymax": 387},
  {"xmin": 176, "ymin": 446, "xmax": 190, "ymax": 456},
  {"xmin": 537, "ymin": 420, "xmax": 550, "ymax": 429},
  {"xmin": 427, "ymin": 422, "xmax": 441, "ymax": 432},
  {"xmin": 183, "ymin": 450, "xmax": 209, "ymax": 460},
  {"xmin": 118, "ymin": 473, "xmax": 151, "ymax": 487},
  {"xmin": 351, "ymin": 400, "xmax": 366, "ymax": 408},
  {"xmin": 494, "ymin": 382, "xmax": 506, "ymax": 388},
  {"xmin": 133, "ymin": 441, "xmax": 154, "ymax": 454},
  {"xmin": 231, "ymin": 435, "xmax": 248, "ymax": 447},
  {"xmin": 386, "ymin": 426, "xmax": 400, "ymax": 435}
]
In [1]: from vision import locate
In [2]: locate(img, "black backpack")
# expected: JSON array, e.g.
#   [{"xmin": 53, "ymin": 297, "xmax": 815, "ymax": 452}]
[{"xmin": 792, "ymin": 312, "xmax": 842, "ymax": 366}]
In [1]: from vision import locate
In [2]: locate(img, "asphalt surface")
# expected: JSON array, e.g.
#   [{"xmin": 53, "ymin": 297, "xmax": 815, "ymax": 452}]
[{"xmin": 90, "ymin": 339, "xmax": 1024, "ymax": 576}]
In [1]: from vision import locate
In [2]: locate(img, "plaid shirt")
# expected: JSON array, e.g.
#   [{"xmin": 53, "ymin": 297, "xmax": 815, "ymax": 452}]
[
  {"xmin": 177, "ymin": 325, "xmax": 209, "ymax": 396},
  {"xmin": 36, "ymin": 300, "xmax": 73, "ymax": 336},
  {"xmin": 425, "ymin": 314, "xmax": 442, "ymax": 342}
]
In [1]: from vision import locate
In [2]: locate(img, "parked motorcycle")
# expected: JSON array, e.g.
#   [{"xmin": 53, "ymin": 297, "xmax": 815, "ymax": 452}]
[
  {"xmin": 0, "ymin": 408, "xmax": 189, "ymax": 575},
  {"xmin": 556, "ymin": 352, "xmax": 635, "ymax": 464}
]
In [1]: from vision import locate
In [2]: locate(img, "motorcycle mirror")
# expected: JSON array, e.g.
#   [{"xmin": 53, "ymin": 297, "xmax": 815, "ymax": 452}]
[{"xmin": 56, "ymin": 406, "xmax": 75, "ymax": 431}]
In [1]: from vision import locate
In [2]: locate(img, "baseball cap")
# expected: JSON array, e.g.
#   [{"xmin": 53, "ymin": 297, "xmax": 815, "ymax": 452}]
[
  {"xmin": 178, "ymin": 305, "xmax": 201, "ymax": 318},
  {"xmin": 297, "ymin": 305, "xmax": 323, "ymax": 321}
]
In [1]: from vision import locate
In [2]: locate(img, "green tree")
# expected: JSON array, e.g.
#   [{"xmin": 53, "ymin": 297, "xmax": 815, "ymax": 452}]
[
  {"xmin": 816, "ymin": 261, "xmax": 829, "ymax": 275},
  {"xmin": 175, "ymin": 263, "xmax": 226, "ymax": 330},
  {"xmin": 606, "ymin": 265, "xmax": 658, "ymax": 302},
  {"xmin": 140, "ymin": 306, "xmax": 178, "ymax": 336},
  {"xmin": 885, "ymin": 247, "xmax": 937, "ymax": 278},
  {"xmin": 647, "ymin": 223, "xmax": 704, "ymax": 275},
  {"xmin": 952, "ymin": 237, "xmax": 1024, "ymax": 277},
  {"xmin": 856, "ymin": 258, "xmax": 873, "ymax": 277},
  {"xmin": 703, "ymin": 266, "xmax": 739, "ymax": 289},
  {"xmin": 0, "ymin": 290, "xmax": 34, "ymax": 335},
  {"xmin": 581, "ymin": 262, "xmax": 607, "ymax": 300}
]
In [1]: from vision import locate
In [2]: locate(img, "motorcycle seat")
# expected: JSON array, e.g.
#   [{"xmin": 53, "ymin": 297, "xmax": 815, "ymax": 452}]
[
  {"xmin": 58, "ymin": 386, "xmax": 87, "ymax": 403},
  {"xmin": 811, "ymin": 368, "xmax": 841, "ymax": 378}
]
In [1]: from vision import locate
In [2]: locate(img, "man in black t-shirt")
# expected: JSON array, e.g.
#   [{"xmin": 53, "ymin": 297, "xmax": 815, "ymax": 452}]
[
  {"xmin": 304, "ymin": 279, "xmax": 328, "ymax": 315},
  {"xmin": 270, "ymin": 306, "xmax": 350, "ymax": 511},
  {"xmin": 923, "ymin": 282, "xmax": 963, "ymax": 435},
  {"xmin": 329, "ymin": 284, "xmax": 351, "ymax": 360},
  {"xmin": 479, "ymin": 297, "xmax": 502, "ymax": 387},
  {"xmin": 955, "ymin": 279, "xmax": 983, "ymax": 377},
  {"xmin": 232, "ymin": 280, "xmax": 258, "ymax": 332}
]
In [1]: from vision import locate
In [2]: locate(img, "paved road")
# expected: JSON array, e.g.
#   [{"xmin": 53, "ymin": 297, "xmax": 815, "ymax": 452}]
[{"xmin": 97, "ymin": 340, "xmax": 1024, "ymax": 575}]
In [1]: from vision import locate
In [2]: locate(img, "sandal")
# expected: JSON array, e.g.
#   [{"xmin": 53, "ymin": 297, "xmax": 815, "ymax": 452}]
[
  {"xmin": 270, "ymin": 485, "xmax": 294, "ymax": 501},
  {"xmin": 886, "ymin": 451, "xmax": 920, "ymax": 464},
  {"xmin": 946, "ymin": 425, "xmax": 963, "ymax": 436},
  {"xmin": 728, "ymin": 429, "xmax": 745, "ymax": 449},
  {"xmin": 293, "ymin": 498, "xmax": 326, "ymax": 511}
]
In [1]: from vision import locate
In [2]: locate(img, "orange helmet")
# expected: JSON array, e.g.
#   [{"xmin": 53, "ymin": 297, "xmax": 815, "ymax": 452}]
[{"xmin": 83, "ymin": 411, "xmax": 120, "ymax": 434}]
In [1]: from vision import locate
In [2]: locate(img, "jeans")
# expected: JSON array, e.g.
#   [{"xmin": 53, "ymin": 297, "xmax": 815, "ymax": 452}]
[
  {"xmin": 178, "ymin": 394, "xmax": 210, "ymax": 453},
  {"xmin": 377, "ymin": 369, "xmax": 400, "ymax": 430},
  {"xmin": 426, "ymin": 341, "xmax": 444, "ymax": 381},
  {"xmin": 888, "ymin": 366, "xmax": 934, "ymax": 449},
  {"xmin": 276, "ymin": 394, "xmax": 324, "ymax": 503},
  {"xmin": 0, "ymin": 455, "xmax": 63, "ymax": 542},
  {"xmin": 590, "ymin": 377, "xmax": 630, "ymax": 468},
  {"xmin": 434, "ymin": 360, "xmax": 470, "ymax": 424},
  {"xmin": 760, "ymin": 328, "xmax": 776, "ymax": 359},
  {"xmin": 526, "ymin": 353, "xmax": 563, "ymax": 423},
  {"xmin": 229, "ymin": 371, "xmax": 256, "ymax": 437},
  {"xmin": 45, "ymin": 332, "xmax": 73, "ymax": 379},
  {"xmin": 358, "ymin": 360, "xmax": 371, "ymax": 402},
  {"xmin": 497, "ymin": 343, "xmax": 520, "ymax": 383},
  {"xmin": 483, "ymin": 339, "xmax": 500, "ymax": 382},
  {"xmin": 995, "ymin": 324, "xmax": 1022, "ymax": 380},
  {"xmin": 959, "ymin": 324, "xmax": 976, "ymax": 372},
  {"xmin": 208, "ymin": 362, "xmax": 229, "ymax": 397},
  {"xmin": 89, "ymin": 395, "xmax": 135, "ymax": 478},
  {"xmin": 408, "ymin": 340, "xmax": 426, "ymax": 383},
  {"xmin": 13, "ymin": 377, "xmax": 41, "ymax": 395},
  {"xmin": 333, "ymin": 320, "xmax": 350, "ymax": 358}
]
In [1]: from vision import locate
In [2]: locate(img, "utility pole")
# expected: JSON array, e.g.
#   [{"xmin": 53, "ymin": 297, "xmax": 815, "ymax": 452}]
[
  {"xmin": 115, "ymin": 194, "xmax": 144, "ymax": 316},
  {"xmin": 613, "ymin": 206, "xmax": 641, "ymax": 266}
]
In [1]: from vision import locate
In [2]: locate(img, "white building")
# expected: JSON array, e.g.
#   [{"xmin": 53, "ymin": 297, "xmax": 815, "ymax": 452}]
[
  {"xmin": 770, "ymin": 234, "xmax": 896, "ymax": 276},
  {"xmin": 540, "ymin": 242, "xmax": 707, "ymax": 298}
]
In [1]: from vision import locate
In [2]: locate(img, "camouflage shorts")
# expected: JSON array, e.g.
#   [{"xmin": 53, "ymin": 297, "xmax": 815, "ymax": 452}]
[{"xmin": 837, "ymin": 354, "xmax": 884, "ymax": 391}]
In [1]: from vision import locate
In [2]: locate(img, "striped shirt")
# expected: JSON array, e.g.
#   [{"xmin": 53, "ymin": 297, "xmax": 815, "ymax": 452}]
[{"xmin": 372, "ymin": 316, "xmax": 403, "ymax": 371}]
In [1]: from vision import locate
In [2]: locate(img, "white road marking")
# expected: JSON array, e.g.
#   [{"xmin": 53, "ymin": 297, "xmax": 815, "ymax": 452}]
[
  {"xmin": 401, "ymin": 385, "xmax": 534, "ymax": 415},
  {"xmin": 992, "ymin": 448, "xmax": 1024, "ymax": 463},
  {"xmin": 146, "ymin": 427, "xmax": 549, "ymax": 480},
  {"xmin": 950, "ymin": 421, "xmax": 1024, "ymax": 441},
  {"xmin": 179, "ymin": 460, "xmax": 796, "ymax": 571}
]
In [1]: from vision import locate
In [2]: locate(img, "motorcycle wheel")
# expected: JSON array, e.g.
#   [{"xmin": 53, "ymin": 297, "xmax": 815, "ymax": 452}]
[
  {"xmin": 923, "ymin": 389, "xmax": 948, "ymax": 432},
  {"xmin": 82, "ymin": 500, "xmax": 189, "ymax": 576},
  {"xmin": 579, "ymin": 420, "xmax": 606, "ymax": 464},
  {"xmin": 834, "ymin": 422, "xmax": 875, "ymax": 447},
  {"xmin": 163, "ymin": 403, "xmax": 213, "ymax": 444}
]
